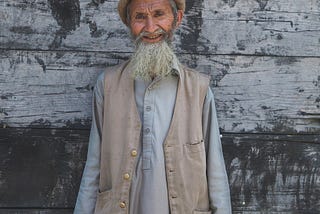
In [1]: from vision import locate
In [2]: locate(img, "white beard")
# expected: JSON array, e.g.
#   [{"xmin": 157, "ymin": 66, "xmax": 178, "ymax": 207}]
[{"xmin": 128, "ymin": 40, "xmax": 178, "ymax": 81}]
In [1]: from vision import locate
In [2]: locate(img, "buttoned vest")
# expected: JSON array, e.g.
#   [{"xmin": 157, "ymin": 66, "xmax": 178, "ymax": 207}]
[{"xmin": 94, "ymin": 61, "xmax": 211, "ymax": 214}]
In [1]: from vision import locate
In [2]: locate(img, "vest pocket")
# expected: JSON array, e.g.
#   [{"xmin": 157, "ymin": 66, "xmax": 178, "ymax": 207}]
[
  {"xmin": 97, "ymin": 189, "xmax": 112, "ymax": 198},
  {"xmin": 95, "ymin": 189, "xmax": 113, "ymax": 213},
  {"xmin": 184, "ymin": 140, "xmax": 205, "ymax": 153}
]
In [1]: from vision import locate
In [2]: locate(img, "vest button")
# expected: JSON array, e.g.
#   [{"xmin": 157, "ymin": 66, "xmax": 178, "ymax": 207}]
[
  {"xmin": 146, "ymin": 106, "xmax": 151, "ymax": 111},
  {"xmin": 123, "ymin": 173, "xmax": 130, "ymax": 180},
  {"xmin": 119, "ymin": 202, "xmax": 126, "ymax": 208},
  {"xmin": 131, "ymin": 149, "xmax": 137, "ymax": 157},
  {"xmin": 145, "ymin": 128, "xmax": 150, "ymax": 134}
]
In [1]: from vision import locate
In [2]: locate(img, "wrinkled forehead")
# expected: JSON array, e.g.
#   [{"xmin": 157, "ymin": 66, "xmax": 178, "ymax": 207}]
[{"xmin": 129, "ymin": 0, "xmax": 172, "ymax": 12}]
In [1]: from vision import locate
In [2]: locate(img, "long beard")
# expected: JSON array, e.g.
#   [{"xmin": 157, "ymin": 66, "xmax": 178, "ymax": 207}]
[{"xmin": 128, "ymin": 32, "xmax": 178, "ymax": 81}]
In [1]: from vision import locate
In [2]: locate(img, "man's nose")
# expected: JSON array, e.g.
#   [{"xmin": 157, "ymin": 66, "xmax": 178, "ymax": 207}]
[{"xmin": 144, "ymin": 17, "xmax": 158, "ymax": 33}]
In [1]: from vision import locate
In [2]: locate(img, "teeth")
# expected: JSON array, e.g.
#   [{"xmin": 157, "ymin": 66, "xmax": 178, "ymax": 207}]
[{"xmin": 147, "ymin": 34, "xmax": 161, "ymax": 39}]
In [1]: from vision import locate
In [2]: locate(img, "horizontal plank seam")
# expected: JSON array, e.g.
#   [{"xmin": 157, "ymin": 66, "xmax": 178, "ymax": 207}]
[
  {"xmin": 221, "ymin": 131, "xmax": 320, "ymax": 137},
  {"xmin": 1, "ymin": 127, "xmax": 319, "ymax": 137},
  {"xmin": 1, "ymin": 48, "xmax": 320, "ymax": 58},
  {"xmin": 1, "ymin": 127, "xmax": 90, "ymax": 132}
]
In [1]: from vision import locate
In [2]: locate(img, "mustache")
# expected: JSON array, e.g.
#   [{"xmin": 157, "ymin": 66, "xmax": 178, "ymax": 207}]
[{"xmin": 135, "ymin": 29, "xmax": 168, "ymax": 43}]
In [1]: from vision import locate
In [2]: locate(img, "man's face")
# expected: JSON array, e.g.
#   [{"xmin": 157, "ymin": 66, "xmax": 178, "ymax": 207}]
[{"xmin": 128, "ymin": 0, "xmax": 182, "ymax": 43}]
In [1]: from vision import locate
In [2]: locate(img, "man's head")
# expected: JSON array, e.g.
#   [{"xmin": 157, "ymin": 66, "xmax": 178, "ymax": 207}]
[
  {"xmin": 118, "ymin": 0, "xmax": 185, "ymax": 80},
  {"xmin": 118, "ymin": 0, "xmax": 185, "ymax": 25},
  {"xmin": 118, "ymin": 0, "xmax": 184, "ymax": 43}
]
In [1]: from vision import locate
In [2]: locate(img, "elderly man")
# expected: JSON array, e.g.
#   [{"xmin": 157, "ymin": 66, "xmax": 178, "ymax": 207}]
[{"xmin": 74, "ymin": 0, "xmax": 232, "ymax": 213}]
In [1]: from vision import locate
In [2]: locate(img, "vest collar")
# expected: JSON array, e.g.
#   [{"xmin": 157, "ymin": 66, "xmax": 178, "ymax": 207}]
[{"xmin": 171, "ymin": 57, "xmax": 182, "ymax": 77}]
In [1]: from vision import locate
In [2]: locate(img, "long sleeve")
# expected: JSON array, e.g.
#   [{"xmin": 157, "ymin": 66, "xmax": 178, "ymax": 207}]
[
  {"xmin": 202, "ymin": 87, "xmax": 232, "ymax": 214},
  {"xmin": 74, "ymin": 72, "xmax": 105, "ymax": 214}
]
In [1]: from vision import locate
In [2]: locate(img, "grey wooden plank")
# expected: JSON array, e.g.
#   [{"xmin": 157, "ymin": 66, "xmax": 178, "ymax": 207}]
[
  {"xmin": 0, "ymin": 50, "xmax": 126, "ymax": 129},
  {"xmin": 1, "ymin": 0, "xmax": 320, "ymax": 56},
  {"xmin": 183, "ymin": 0, "xmax": 320, "ymax": 55},
  {"xmin": 194, "ymin": 55, "xmax": 320, "ymax": 134},
  {"xmin": 0, "ymin": 129, "xmax": 319, "ymax": 212},
  {"xmin": 222, "ymin": 134, "xmax": 320, "ymax": 213},
  {"xmin": 205, "ymin": 0, "xmax": 320, "ymax": 15},
  {"xmin": 1, "ymin": 50, "xmax": 319, "ymax": 133}
]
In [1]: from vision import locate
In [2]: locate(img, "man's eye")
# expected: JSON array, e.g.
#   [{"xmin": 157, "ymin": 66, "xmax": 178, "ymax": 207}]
[
  {"xmin": 135, "ymin": 14, "xmax": 146, "ymax": 20},
  {"xmin": 154, "ymin": 11, "xmax": 164, "ymax": 17}
]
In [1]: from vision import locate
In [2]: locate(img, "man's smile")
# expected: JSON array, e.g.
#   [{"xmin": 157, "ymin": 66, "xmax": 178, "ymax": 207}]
[
  {"xmin": 137, "ymin": 29, "xmax": 167, "ymax": 43},
  {"xmin": 142, "ymin": 33, "xmax": 163, "ymax": 43},
  {"xmin": 144, "ymin": 34, "xmax": 161, "ymax": 39}
]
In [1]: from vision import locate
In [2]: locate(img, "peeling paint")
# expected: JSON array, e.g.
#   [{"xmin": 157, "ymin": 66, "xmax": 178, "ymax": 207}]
[
  {"xmin": 76, "ymin": 84, "xmax": 93, "ymax": 92},
  {"xmin": 276, "ymin": 33, "xmax": 283, "ymax": 40},
  {"xmin": 180, "ymin": 0, "xmax": 209, "ymax": 54},
  {"xmin": 61, "ymin": 118, "xmax": 92, "ymax": 129},
  {"xmin": 9, "ymin": 26, "xmax": 34, "ymax": 34},
  {"xmin": 89, "ymin": 0, "xmax": 107, "ymax": 7},
  {"xmin": 313, "ymin": 76, "xmax": 320, "ymax": 87},
  {"xmin": 29, "ymin": 119, "xmax": 52, "ymax": 128},
  {"xmin": 224, "ymin": 135, "xmax": 320, "ymax": 212},
  {"xmin": 274, "ymin": 57, "xmax": 298, "ymax": 66},
  {"xmin": 88, "ymin": 21, "xmax": 104, "ymax": 38},
  {"xmin": 255, "ymin": 0, "xmax": 269, "ymax": 10},
  {"xmin": 236, "ymin": 40, "xmax": 246, "ymax": 51},
  {"xmin": 34, "ymin": 56, "xmax": 46, "ymax": 72},
  {"xmin": 1, "ymin": 93, "xmax": 13, "ymax": 100},
  {"xmin": 222, "ymin": 0, "xmax": 239, "ymax": 8},
  {"xmin": 48, "ymin": 0, "xmax": 81, "ymax": 49},
  {"xmin": 0, "ymin": 108, "xmax": 8, "ymax": 117}
]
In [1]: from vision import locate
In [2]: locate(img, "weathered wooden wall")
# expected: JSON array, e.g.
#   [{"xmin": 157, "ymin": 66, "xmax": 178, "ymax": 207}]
[{"xmin": 0, "ymin": 0, "xmax": 319, "ymax": 213}]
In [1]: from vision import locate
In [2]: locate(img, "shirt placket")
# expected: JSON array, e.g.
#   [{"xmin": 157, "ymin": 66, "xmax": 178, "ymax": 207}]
[{"xmin": 142, "ymin": 83, "xmax": 156, "ymax": 170}]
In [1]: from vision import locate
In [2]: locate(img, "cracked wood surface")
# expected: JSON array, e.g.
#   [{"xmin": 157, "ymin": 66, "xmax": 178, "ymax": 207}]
[
  {"xmin": 223, "ymin": 134, "xmax": 320, "ymax": 213},
  {"xmin": 1, "ymin": 0, "xmax": 320, "ymax": 56},
  {"xmin": 1, "ymin": 50, "xmax": 319, "ymax": 133}
]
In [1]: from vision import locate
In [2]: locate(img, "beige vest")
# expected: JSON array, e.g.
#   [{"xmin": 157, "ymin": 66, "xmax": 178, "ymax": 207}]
[{"xmin": 94, "ymin": 61, "xmax": 211, "ymax": 214}]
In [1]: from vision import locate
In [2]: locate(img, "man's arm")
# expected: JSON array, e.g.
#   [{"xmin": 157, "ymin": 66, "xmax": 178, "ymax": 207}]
[
  {"xmin": 74, "ymin": 72, "xmax": 105, "ymax": 214},
  {"xmin": 202, "ymin": 87, "xmax": 232, "ymax": 214}
]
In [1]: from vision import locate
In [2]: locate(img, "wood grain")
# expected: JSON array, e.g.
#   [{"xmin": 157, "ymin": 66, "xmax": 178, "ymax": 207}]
[
  {"xmin": 0, "ymin": 128, "xmax": 319, "ymax": 213},
  {"xmin": 1, "ymin": 0, "xmax": 319, "ymax": 56},
  {"xmin": 223, "ymin": 134, "xmax": 320, "ymax": 213},
  {"xmin": 1, "ymin": 50, "xmax": 319, "ymax": 133}
]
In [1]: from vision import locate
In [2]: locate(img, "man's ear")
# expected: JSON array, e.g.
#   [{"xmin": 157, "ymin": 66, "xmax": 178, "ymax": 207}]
[{"xmin": 175, "ymin": 10, "xmax": 183, "ymax": 28}]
